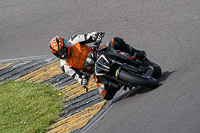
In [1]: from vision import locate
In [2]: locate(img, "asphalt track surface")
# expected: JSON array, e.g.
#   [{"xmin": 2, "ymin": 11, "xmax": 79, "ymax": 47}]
[{"xmin": 1, "ymin": 0, "xmax": 200, "ymax": 133}]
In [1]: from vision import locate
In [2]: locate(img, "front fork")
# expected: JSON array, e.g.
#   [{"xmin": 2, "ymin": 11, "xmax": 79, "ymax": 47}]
[
  {"xmin": 146, "ymin": 65, "xmax": 154, "ymax": 76},
  {"xmin": 114, "ymin": 66, "xmax": 138, "ymax": 88}
]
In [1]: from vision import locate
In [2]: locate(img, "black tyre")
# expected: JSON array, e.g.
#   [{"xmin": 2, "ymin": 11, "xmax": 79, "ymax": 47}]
[
  {"xmin": 150, "ymin": 62, "xmax": 162, "ymax": 79},
  {"xmin": 118, "ymin": 70, "xmax": 159, "ymax": 88}
]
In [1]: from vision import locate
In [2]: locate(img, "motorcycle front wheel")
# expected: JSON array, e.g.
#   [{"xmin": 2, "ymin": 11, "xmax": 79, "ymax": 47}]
[
  {"xmin": 149, "ymin": 62, "xmax": 162, "ymax": 79},
  {"xmin": 118, "ymin": 70, "xmax": 159, "ymax": 88}
]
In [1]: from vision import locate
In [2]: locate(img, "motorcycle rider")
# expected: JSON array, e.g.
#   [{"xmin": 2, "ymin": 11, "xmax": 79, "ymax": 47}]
[{"xmin": 49, "ymin": 32, "xmax": 146, "ymax": 100}]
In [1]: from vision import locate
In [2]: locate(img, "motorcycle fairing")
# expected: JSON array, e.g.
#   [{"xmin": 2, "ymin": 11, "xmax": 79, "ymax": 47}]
[{"xmin": 95, "ymin": 54, "xmax": 110, "ymax": 76}]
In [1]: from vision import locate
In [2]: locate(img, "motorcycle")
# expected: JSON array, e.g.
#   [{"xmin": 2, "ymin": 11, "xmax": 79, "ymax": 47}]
[{"xmin": 83, "ymin": 41, "xmax": 162, "ymax": 92}]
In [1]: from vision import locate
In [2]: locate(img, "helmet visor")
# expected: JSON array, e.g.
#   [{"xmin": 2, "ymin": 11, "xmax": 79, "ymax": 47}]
[{"xmin": 56, "ymin": 46, "xmax": 68, "ymax": 59}]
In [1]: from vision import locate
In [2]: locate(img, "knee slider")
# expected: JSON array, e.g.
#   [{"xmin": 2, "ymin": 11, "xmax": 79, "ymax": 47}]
[{"xmin": 114, "ymin": 37, "xmax": 126, "ymax": 45}]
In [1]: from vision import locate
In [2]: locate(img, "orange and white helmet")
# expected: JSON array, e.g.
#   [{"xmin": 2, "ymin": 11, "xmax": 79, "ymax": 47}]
[{"xmin": 49, "ymin": 36, "xmax": 70, "ymax": 59}]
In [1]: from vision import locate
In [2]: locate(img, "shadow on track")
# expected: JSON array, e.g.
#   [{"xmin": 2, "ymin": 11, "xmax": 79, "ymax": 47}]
[
  {"xmin": 128, "ymin": 71, "xmax": 175, "ymax": 97},
  {"xmin": 158, "ymin": 71, "xmax": 175, "ymax": 82},
  {"xmin": 111, "ymin": 71, "xmax": 175, "ymax": 104}
]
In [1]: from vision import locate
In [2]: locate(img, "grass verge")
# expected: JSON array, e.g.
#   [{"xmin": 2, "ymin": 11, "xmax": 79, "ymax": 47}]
[{"xmin": 0, "ymin": 80, "xmax": 65, "ymax": 133}]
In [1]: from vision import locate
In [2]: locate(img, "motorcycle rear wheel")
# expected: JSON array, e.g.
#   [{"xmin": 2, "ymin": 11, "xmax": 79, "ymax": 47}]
[{"xmin": 118, "ymin": 70, "xmax": 159, "ymax": 88}]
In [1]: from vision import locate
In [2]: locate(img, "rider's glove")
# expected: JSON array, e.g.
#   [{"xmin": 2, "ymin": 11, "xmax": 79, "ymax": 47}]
[
  {"xmin": 91, "ymin": 32, "xmax": 105, "ymax": 42},
  {"xmin": 81, "ymin": 74, "xmax": 88, "ymax": 86}
]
